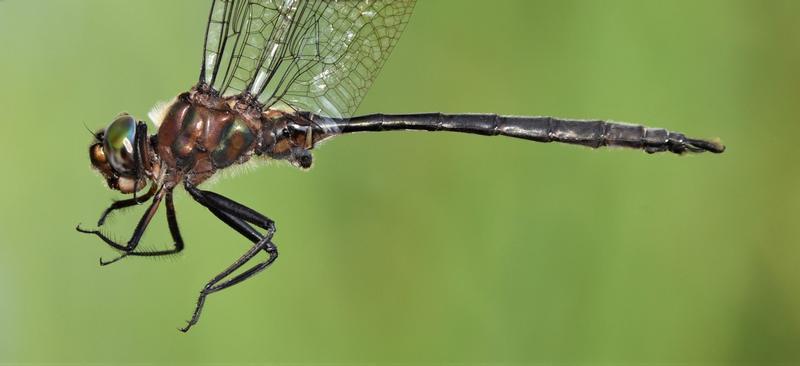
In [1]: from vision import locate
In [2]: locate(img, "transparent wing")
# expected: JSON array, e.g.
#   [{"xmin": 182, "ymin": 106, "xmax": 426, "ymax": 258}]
[{"xmin": 200, "ymin": 0, "xmax": 416, "ymax": 118}]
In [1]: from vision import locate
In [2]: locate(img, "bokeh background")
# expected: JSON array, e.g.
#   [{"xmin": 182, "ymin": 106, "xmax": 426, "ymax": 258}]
[{"xmin": 1, "ymin": 0, "xmax": 798, "ymax": 364}]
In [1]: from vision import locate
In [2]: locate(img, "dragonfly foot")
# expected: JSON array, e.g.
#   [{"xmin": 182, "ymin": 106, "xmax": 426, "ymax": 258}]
[{"xmin": 99, "ymin": 253, "xmax": 129, "ymax": 266}]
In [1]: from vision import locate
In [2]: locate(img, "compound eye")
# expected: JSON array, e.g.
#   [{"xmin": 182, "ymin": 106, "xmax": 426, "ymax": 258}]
[{"xmin": 103, "ymin": 114, "xmax": 137, "ymax": 176}]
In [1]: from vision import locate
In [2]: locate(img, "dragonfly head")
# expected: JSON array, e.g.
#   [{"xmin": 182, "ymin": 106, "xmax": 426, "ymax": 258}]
[{"xmin": 88, "ymin": 113, "xmax": 151, "ymax": 194}]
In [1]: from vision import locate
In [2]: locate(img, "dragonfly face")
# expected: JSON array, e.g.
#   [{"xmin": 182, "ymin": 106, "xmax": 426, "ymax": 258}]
[
  {"xmin": 78, "ymin": 0, "xmax": 723, "ymax": 333},
  {"xmin": 88, "ymin": 114, "xmax": 155, "ymax": 194}
]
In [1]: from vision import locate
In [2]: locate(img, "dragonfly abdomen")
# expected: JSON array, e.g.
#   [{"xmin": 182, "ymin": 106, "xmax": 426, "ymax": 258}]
[{"xmin": 318, "ymin": 113, "xmax": 724, "ymax": 155}]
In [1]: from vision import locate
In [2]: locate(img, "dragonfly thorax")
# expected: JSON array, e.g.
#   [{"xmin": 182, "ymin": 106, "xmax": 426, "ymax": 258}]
[
  {"xmin": 154, "ymin": 89, "xmax": 333, "ymax": 187},
  {"xmin": 155, "ymin": 93, "xmax": 260, "ymax": 187}
]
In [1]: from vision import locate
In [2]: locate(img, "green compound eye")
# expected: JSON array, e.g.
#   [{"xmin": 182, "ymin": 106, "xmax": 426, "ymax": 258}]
[{"xmin": 103, "ymin": 114, "xmax": 137, "ymax": 176}]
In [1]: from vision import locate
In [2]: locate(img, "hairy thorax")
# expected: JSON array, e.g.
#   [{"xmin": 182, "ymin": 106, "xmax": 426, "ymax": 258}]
[{"xmin": 155, "ymin": 91, "xmax": 322, "ymax": 187}]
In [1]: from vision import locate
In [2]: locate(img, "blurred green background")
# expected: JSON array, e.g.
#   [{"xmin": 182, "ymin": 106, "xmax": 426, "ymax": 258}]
[{"xmin": 1, "ymin": 0, "xmax": 798, "ymax": 364}]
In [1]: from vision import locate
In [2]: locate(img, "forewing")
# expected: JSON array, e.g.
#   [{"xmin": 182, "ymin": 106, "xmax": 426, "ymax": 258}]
[{"xmin": 200, "ymin": 0, "xmax": 416, "ymax": 118}]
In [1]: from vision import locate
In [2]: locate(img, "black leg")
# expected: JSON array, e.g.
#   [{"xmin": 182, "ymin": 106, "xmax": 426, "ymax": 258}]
[
  {"xmin": 131, "ymin": 121, "xmax": 149, "ymax": 202},
  {"xmin": 180, "ymin": 185, "xmax": 278, "ymax": 332},
  {"xmin": 97, "ymin": 189, "xmax": 186, "ymax": 265},
  {"xmin": 77, "ymin": 186, "xmax": 164, "ymax": 251},
  {"xmin": 77, "ymin": 186, "xmax": 176, "ymax": 265},
  {"xmin": 96, "ymin": 183, "xmax": 157, "ymax": 226},
  {"xmin": 187, "ymin": 186, "xmax": 275, "ymax": 232}
]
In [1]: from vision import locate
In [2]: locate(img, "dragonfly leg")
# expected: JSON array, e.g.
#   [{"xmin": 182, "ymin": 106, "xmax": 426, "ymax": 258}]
[
  {"xmin": 186, "ymin": 185, "xmax": 276, "ymax": 233},
  {"xmin": 100, "ymin": 190, "xmax": 186, "ymax": 265},
  {"xmin": 130, "ymin": 122, "xmax": 143, "ymax": 202},
  {"xmin": 95, "ymin": 183, "xmax": 157, "ymax": 226},
  {"xmin": 180, "ymin": 185, "xmax": 278, "ymax": 332},
  {"xmin": 77, "ymin": 186, "xmax": 164, "ymax": 252},
  {"xmin": 77, "ymin": 186, "xmax": 182, "ymax": 265}
]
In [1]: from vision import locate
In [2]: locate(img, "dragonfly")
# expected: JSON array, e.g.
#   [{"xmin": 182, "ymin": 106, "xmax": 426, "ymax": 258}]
[{"xmin": 77, "ymin": 0, "xmax": 725, "ymax": 332}]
